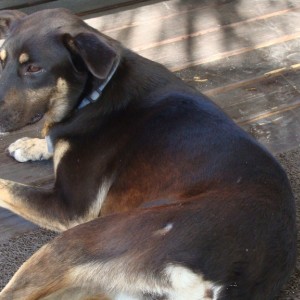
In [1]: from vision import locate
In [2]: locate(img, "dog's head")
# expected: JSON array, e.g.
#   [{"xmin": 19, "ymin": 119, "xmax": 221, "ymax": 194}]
[{"xmin": 0, "ymin": 9, "xmax": 121, "ymax": 134}]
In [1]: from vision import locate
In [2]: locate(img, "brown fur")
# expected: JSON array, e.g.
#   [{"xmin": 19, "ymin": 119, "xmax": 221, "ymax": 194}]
[{"xmin": 0, "ymin": 8, "xmax": 296, "ymax": 300}]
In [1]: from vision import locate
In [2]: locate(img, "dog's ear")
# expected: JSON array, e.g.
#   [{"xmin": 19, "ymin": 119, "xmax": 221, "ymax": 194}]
[
  {"xmin": 0, "ymin": 10, "xmax": 27, "ymax": 39},
  {"xmin": 63, "ymin": 32, "xmax": 119, "ymax": 80}
]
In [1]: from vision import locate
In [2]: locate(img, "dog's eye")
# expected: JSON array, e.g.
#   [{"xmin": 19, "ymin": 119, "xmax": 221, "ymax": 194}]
[{"xmin": 25, "ymin": 65, "xmax": 43, "ymax": 75}]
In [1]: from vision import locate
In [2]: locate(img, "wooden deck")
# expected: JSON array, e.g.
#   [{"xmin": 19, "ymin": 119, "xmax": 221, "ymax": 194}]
[{"xmin": 0, "ymin": 0, "xmax": 300, "ymax": 241}]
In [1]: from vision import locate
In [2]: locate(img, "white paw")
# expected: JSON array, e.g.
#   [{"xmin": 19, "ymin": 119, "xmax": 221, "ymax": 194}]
[{"xmin": 8, "ymin": 137, "xmax": 53, "ymax": 162}]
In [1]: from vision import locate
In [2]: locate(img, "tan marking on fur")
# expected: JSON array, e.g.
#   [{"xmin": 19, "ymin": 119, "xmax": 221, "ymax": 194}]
[
  {"xmin": 1, "ymin": 254, "xmax": 108, "ymax": 300},
  {"xmin": 0, "ymin": 180, "xmax": 16, "ymax": 212},
  {"xmin": 57, "ymin": 77, "xmax": 69, "ymax": 94},
  {"xmin": 26, "ymin": 87, "xmax": 52, "ymax": 103},
  {"xmin": 66, "ymin": 179, "xmax": 113, "ymax": 229},
  {"xmin": 0, "ymin": 180, "xmax": 50, "ymax": 228},
  {"xmin": 114, "ymin": 293, "xmax": 142, "ymax": 300},
  {"xmin": 69, "ymin": 259, "xmax": 170, "ymax": 298},
  {"xmin": 53, "ymin": 139, "xmax": 70, "ymax": 174},
  {"xmin": 0, "ymin": 179, "xmax": 70, "ymax": 232},
  {"xmin": 1, "ymin": 242, "xmax": 108, "ymax": 299},
  {"xmin": 42, "ymin": 288, "xmax": 108, "ymax": 300},
  {"xmin": 69, "ymin": 263, "xmax": 222, "ymax": 300},
  {"xmin": 19, "ymin": 52, "xmax": 29, "ymax": 64},
  {"xmin": 0, "ymin": 49, "xmax": 7, "ymax": 61},
  {"xmin": 42, "ymin": 78, "xmax": 71, "ymax": 136},
  {"xmin": 0, "ymin": 244, "xmax": 71, "ymax": 300},
  {"xmin": 42, "ymin": 122, "xmax": 51, "ymax": 137},
  {"xmin": 86, "ymin": 180, "xmax": 113, "ymax": 219},
  {"xmin": 85, "ymin": 295, "xmax": 111, "ymax": 300},
  {"xmin": 46, "ymin": 78, "xmax": 69, "ymax": 127}
]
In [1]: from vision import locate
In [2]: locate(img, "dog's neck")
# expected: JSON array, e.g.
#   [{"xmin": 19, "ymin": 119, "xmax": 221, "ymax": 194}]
[
  {"xmin": 84, "ymin": 50, "xmax": 185, "ymax": 114},
  {"xmin": 77, "ymin": 61, "xmax": 119, "ymax": 110},
  {"xmin": 45, "ymin": 60, "xmax": 119, "ymax": 153},
  {"xmin": 46, "ymin": 49, "xmax": 186, "ymax": 153}
]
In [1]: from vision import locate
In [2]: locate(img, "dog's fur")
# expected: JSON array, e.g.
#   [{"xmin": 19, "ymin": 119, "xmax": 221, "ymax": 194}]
[{"xmin": 0, "ymin": 8, "xmax": 296, "ymax": 300}]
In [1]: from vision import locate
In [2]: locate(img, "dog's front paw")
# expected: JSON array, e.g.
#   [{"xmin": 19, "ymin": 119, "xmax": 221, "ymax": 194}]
[{"xmin": 8, "ymin": 137, "xmax": 53, "ymax": 162}]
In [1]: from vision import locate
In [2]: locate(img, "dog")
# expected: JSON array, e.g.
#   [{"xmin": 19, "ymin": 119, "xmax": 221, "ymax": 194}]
[{"xmin": 0, "ymin": 8, "xmax": 296, "ymax": 300}]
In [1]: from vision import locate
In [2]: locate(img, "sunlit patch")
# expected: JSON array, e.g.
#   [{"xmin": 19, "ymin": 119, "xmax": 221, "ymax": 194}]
[
  {"xmin": 0, "ymin": 49, "xmax": 7, "ymax": 61},
  {"xmin": 19, "ymin": 53, "xmax": 29, "ymax": 64}
]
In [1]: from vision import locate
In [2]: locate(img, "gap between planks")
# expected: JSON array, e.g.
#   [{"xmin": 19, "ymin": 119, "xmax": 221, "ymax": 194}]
[
  {"xmin": 238, "ymin": 100, "xmax": 300, "ymax": 127},
  {"xmin": 205, "ymin": 63, "xmax": 300, "ymax": 97},
  {"xmin": 203, "ymin": 64, "xmax": 300, "ymax": 126}
]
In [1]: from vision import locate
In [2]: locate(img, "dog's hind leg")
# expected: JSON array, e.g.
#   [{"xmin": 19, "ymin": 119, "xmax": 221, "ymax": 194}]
[
  {"xmin": 0, "ymin": 219, "xmax": 151, "ymax": 300},
  {"xmin": 0, "ymin": 241, "xmax": 116, "ymax": 300},
  {"xmin": 0, "ymin": 179, "xmax": 94, "ymax": 232},
  {"xmin": 0, "ymin": 206, "xmax": 219, "ymax": 300}
]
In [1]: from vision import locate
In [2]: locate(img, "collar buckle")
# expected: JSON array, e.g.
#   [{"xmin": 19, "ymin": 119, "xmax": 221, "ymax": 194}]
[{"xmin": 77, "ymin": 62, "xmax": 118, "ymax": 110}]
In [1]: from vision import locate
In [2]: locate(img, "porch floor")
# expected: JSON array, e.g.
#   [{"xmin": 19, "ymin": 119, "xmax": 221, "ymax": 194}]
[{"xmin": 0, "ymin": 0, "xmax": 299, "ymax": 241}]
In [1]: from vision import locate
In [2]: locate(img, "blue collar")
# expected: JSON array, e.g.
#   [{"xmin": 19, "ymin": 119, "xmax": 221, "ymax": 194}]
[{"xmin": 77, "ymin": 62, "xmax": 119, "ymax": 109}]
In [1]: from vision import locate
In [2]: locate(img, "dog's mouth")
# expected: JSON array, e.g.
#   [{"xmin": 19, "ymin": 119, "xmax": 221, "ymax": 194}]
[{"xmin": 28, "ymin": 113, "xmax": 43, "ymax": 125}]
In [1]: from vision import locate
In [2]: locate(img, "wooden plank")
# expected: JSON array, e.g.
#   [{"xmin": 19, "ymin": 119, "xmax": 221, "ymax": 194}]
[
  {"xmin": 166, "ymin": 33, "xmax": 300, "ymax": 72},
  {"xmin": 141, "ymin": 28, "xmax": 300, "ymax": 71},
  {"xmin": 86, "ymin": 0, "xmax": 298, "ymax": 35},
  {"xmin": 122, "ymin": 11, "xmax": 300, "ymax": 70},
  {"xmin": 17, "ymin": 0, "xmax": 153, "ymax": 16},
  {"xmin": 217, "ymin": 75, "xmax": 300, "ymax": 123},
  {"xmin": 205, "ymin": 64, "xmax": 300, "ymax": 97},
  {"xmin": 86, "ymin": 1, "xmax": 213, "ymax": 34},
  {"xmin": 0, "ymin": 157, "xmax": 53, "ymax": 184},
  {"xmin": 200, "ymin": 71, "xmax": 300, "ymax": 154},
  {"xmin": 242, "ymin": 106, "xmax": 300, "ymax": 154},
  {"xmin": 282, "ymin": 68, "xmax": 300, "ymax": 92},
  {"xmin": 131, "ymin": 8, "xmax": 300, "ymax": 52},
  {"xmin": 0, "ymin": 0, "xmax": 52, "ymax": 10},
  {"xmin": 176, "ymin": 39, "xmax": 300, "ymax": 94},
  {"xmin": 86, "ymin": 3, "xmax": 300, "ymax": 52}
]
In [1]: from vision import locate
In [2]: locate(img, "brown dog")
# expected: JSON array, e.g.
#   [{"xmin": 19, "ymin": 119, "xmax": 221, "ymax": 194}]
[{"xmin": 0, "ymin": 8, "xmax": 296, "ymax": 300}]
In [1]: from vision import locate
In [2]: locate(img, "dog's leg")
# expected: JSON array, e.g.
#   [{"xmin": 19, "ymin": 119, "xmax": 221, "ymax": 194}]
[
  {"xmin": 0, "ymin": 207, "xmax": 217, "ymax": 300},
  {"xmin": 0, "ymin": 179, "xmax": 89, "ymax": 231},
  {"xmin": 0, "ymin": 240, "xmax": 112, "ymax": 299},
  {"xmin": 8, "ymin": 137, "xmax": 52, "ymax": 162},
  {"xmin": 0, "ymin": 220, "xmax": 149, "ymax": 300}
]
